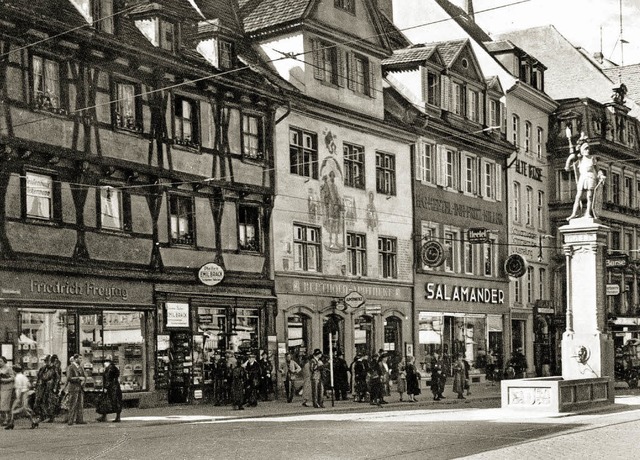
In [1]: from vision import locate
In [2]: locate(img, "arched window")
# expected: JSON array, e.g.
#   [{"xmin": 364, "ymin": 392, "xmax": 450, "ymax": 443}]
[
  {"xmin": 354, "ymin": 315, "xmax": 373, "ymax": 357},
  {"xmin": 287, "ymin": 313, "xmax": 311, "ymax": 362}
]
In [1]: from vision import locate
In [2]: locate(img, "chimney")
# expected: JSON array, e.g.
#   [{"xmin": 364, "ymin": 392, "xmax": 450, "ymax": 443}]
[
  {"xmin": 466, "ymin": 0, "xmax": 475, "ymax": 21},
  {"xmin": 377, "ymin": 0, "xmax": 393, "ymax": 21}
]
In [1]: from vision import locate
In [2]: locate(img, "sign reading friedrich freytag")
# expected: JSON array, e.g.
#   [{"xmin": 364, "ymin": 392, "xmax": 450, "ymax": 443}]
[{"xmin": 0, "ymin": 271, "xmax": 153, "ymax": 305}]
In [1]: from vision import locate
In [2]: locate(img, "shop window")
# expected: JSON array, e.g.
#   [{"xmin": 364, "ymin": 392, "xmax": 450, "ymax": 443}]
[
  {"xmin": 17, "ymin": 310, "xmax": 69, "ymax": 382},
  {"xmin": 287, "ymin": 314, "xmax": 310, "ymax": 362},
  {"xmin": 169, "ymin": 194, "xmax": 194, "ymax": 246},
  {"xmin": 32, "ymin": 55, "xmax": 64, "ymax": 112},
  {"xmin": 24, "ymin": 172, "xmax": 57, "ymax": 221},
  {"xmin": 378, "ymin": 236, "xmax": 397, "ymax": 279},
  {"xmin": 290, "ymin": 128, "xmax": 318, "ymax": 179},
  {"xmin": 242, "ymin": 114, "xmax": 264, "ymax": 161},
  {"xmin": 238, "ymin": 205, "xmax": 261, "ymax": 252},
  {"xmin": 113, "ymin": 81, "xmax": 142, "ymax": 132},
  {"xmin": 344, "ymin": 143, "xmax": 365, "ymax": 189},
  {"xmin": 174, "ymin": 96, "xmax": 199, "ymax": 148},
  {"xmin": 483, "ymin": 239, "xmax": 495, "ymax": 277},
  {"xmin": 347, "ymin": 232, "xmax": 366, "ymax": 276},
  {"xmin": 231, "ymin": 308, "xmax": 260, "ymax": 356},
  {"xmin": 98, "ymin": 185, "xmax": 131, "ymax": 231},
  {"xmin": 418, "ymin": 313, "xmax": 443, "ymax": 372},
  {"xmin": 376, "ymin": 152, "xmax": 396, "ymax": 196},
  {"xmin": 197, "ymin": 307, "xmax": 227, "ymax": 353},
  {"xmin": 354, "ymin": 315, "xmax": 373, "ymax": 357},
  {"xmin": 294, "ymin": 224, "xmax": 321, "ymax": 272},
  {"xmin": 383, "ymin": 316, "xmax": 401, "ymax": 355}
]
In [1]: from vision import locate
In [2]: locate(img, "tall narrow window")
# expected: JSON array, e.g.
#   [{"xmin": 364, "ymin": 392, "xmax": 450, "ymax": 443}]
[
  {"xmin": 625, "ymin": 176, "xmax": 633, "ymax": 207},
  {"xmin": 218, "ymin": 40, "xmax": 233, "ymax": 69},
  {"xmin": 99, "ymin": 186, "xmax": 123, "ymax": 230},
  {"xmin": 347, "ymin": 232, "xmax": 367, "ymax": 276},
  {"xmin": 526, "ymin": 266, "xmax": 534, "ymax": 303},
  {"xmin": 376, "ymin": 152, "xmax": 396, "ymax": 195},
  {"xmin": 536, "ymin": 127, "xmax": 543, "ymax": 159},
  {"xmin": 513, "ymin": 182, "xmax": 521, "ymax": 222},
  {"xmin": 426, "ymin": 70, "xmax": 440, "ymax": 106},
  {"xmin": 611, "ymin": 172, "xmax": 620, "ymax": 204},
  {"xmin": 484, "ymin": 162, "xmax": 496, "ymax": 199},
  {"xmin": 344, "ymin": 143, "xmax": 365, "ymax": 189},
  {"xmin": 468, "ymin": 89, "xmax": 479, "ymax": 122},
  {"xmin": 378, "ymin": 237, "xmax": 397, "ymax": 279},
  {"xmin": 238, "ymin": 206, "xmax": 260, "ymax": 252},
  {"xmin": 444, "ymin": 230, "xmax": 457, "ymax": 273},
  {"xmin": 452, "ymin": 82, "xmax": 463, "ymax": 115},
  {"xmin": 465, "ymin": 155, "xmax": 476, "ymax": 194},
  {"xmin": 538, "ymin": 268, "xmax": 546, "ymax": 300},
  {"xmin": 514, "ymin": 278, "xmax": 521, "ymax": 303},
  {"xmin": 294, "ymin": 224, "xmax": 321, "ymax": 272},
  {"xmin": 242, "ymin": 114, "xmax": 264, "ymax": 160},
  {"xmin": 483, "ymin": 240, "xmax": 494, "ymax": 276},
  {"xmin": 445, "ymin": 150, "xmax": 459, "ymax": 189},
  {"xmin": 525, "ymin": 121, "xmax": 532, "ymax": 153},
  {"xmin": 312, "ymin": 39, "xmax": 338, "ymax": 85},
  {"xmin": 417, "ymin": 143, "xmax": 435, "ymax": 183},
  {"xmin": 537, "ymin": 190, "xmax": 545, "ymax": 230},
  {"xmin": 169, "ymin": 195, "xmax": 194, "ymax": 246},
  {"xmin": 353, "ymin": 54, "xmax": 369, "ymax": 95},
  {"xmin": 32, "ymin": 56, "xmax": 61, "ymax": 110},
  {"xmin": 114, "ymin": 82, "xmax": 140, "ymax": 132},
  {"xmin": 512, "ymin": 114, "xmax": 520, "ymax": 149},
  {"xmin": 489, "ymin": 99, "xmax": 501, "ymax": 128},
  {"xmin": 290, "ymin": 128, "xmax": 318, "ymax": 179},
  {"xmin": 159, "ymin": 20, "xmax": 175, "ymax": 52},
  {"xmin": 464, "ymin": 240, "xmax": 474, "ymax": 274},
  {"xmin": 174, "ymin": 96, "xmax": 199, "ymax": 147},
  {"xmin": 526, "ymin": 186, "xmax": 533, "ymax": 226},
  {"xmin": 25, "ymin": 172, "xmax": 54, "ymax": 220}
]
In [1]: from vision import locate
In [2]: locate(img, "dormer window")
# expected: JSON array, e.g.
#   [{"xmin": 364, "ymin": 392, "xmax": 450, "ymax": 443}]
[
  {"xmin": 219, "ymin": 40, "xmax": 233, "ymax": 69},
  {"xmin": 160, "ymin": 19, "xmax": 175, "ymax": 52},
  {"xmin": 94, "ymin": 0, "xmax": 114, "ymax": 34},
  {"xmin": 424, "ymin": 69, "xmax": 440, "ymax": 107},
  {"xmin": 334, "ymin": 0, "xmax": 355, "ymax": 14}
]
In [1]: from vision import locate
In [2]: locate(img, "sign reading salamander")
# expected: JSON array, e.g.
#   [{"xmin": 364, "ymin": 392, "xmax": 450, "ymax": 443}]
[{"xmin": 425, "ymin": 283, "xmax": 505, "ymax": 304}]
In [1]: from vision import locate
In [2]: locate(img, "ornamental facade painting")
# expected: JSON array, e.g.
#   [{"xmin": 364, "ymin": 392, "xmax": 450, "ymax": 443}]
[{"xmin": 319, "ymin": 128, "xmax": 345, "ymax": 253}]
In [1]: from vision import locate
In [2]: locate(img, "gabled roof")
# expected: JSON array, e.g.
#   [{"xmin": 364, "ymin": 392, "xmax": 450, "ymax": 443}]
[
  {"xmin": 378, "ymin": 8, "xmax": 412, "ymax": 50},
  {"xmin": 433, "ymin": 0, "xmax": 491, "ymax": 44},
  {"xmin": 603, "ymin": 64, "xmax": 640, "ymax": 104},
  {"xmin": 193, "ymin": 0, "xmax": 244, "ymax": 36},
  {"xmin": 436, "ymin": 39, "xmax": 469, "ymax": 67},
  {"xmin": 237, "ymin": 0, "xmax": 311, "ymax": 34},
  {"xmin": 382, "ymin": 44, "xmax": 440, "ymax": 67}
]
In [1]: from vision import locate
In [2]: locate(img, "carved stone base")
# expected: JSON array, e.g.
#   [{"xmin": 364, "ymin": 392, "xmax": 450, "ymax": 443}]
[{"xmin": 561, "ymin": 332, "xmax": 614, "ymax": 381}]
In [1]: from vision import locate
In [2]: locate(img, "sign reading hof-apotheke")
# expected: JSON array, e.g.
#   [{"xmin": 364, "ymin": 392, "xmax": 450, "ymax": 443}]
[{"xmin": 198, "ymin": 263, "xmax": 225, "ymax": 286}]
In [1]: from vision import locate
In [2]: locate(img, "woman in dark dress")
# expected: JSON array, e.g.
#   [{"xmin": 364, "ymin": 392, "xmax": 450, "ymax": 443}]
[
  {"xmin": 405, "ymin": 356, "xmax": 421, "ymax": 402},
  {"xmin": 96, "ymin": 356, "xmax": 123, "ymax": 423},
  {"xmin": 231, "ymin": 360, "xmax": 247, "ymax": 410},
  {"xmin": 34, "ymin": 355, "xmax": 61, "ymax": 423}
]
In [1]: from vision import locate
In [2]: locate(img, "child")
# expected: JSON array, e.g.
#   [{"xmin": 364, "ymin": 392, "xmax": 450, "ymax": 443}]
[{"xmin": 5, "ymin": 365, "xmax": 38, "ymax": 430}]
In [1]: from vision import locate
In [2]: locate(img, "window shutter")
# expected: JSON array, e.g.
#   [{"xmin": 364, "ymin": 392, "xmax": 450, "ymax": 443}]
[
  {"xmin": 479, "ymin": 93, "xmax": 485, "ymax": 125},
  {"xmin": 500, "ymin": 102, "xmax": 506, "ymax": 133},
  {"xmin": 368, "ymin": 59, "xmax": 377, "ymax": 98},
  {"xmin": 414, "ymin": 142, "xmax": 423, "ymax": 182},
  {"xmin": 480, "ymin": 159, "xmax": 487, "ymax": 198},
  {"xmin": 441, "ymin": 75, "xmax": 450, "ymax": 111},
  {"xmin": 495, "ymin": 162, "xmax": 503, "ymax": 201},
  {"xmin": 337, "ymin": 48, "xmax": 346, "ymax": 87},
  {"xmin": 421, "ymin": 68, "xmax": 427, "ymax": 103},
  {"xmin": 466, "ymin": 88, "xmax": 473, "ymax": 119},
  {"xmin": 436, "ymin": 145, "xmax": 446, "ymax": 187},
  {"xmin": 346, "ymin": 51, "xmax": 355, "ymax": 90},
  {"xmin": 311, "ymin": 39, "xmax": 323, "ymax": 80},
  {"xmin": 456, "ymin": 150, "xmax": 463, "ymax": 192},
  {"xmin": 460, "ymin": 151, "xmax": 467, "ymax": 192}
]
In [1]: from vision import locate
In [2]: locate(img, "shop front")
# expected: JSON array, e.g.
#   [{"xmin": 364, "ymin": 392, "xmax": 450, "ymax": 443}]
[
  {"xmin": 275, "ymin": 276, "xmax": 413, "ymax": 369},
  {"xmin": 154, "ymin": 284, "xmax": 276, "ymax": 404},
  {"xmin": 415, "ymin": 276, "xmax": 509, "ymax": 382},
  {"xmin": 0, "ymin": 270, "xmax": 154, "ymax": 403}
]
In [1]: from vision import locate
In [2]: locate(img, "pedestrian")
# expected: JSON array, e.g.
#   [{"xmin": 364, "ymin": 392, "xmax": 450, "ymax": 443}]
[
  {"xmin": 396, "ymin": 357, "xmax": 407, "ymax": 402},
  {"xmin": 463, "ymin": 356, "xmax": 471, "ymax": 396},
  {"xmin": 4, "ymin": 365, "xmax": 38, "ymax": 430},
  {"xmin": 66, "ymin": 354, "xmax": 87, "ymax": 425},
  {"xmin": 300, "ymin": 354, "xmax": 312, "ymax": 407},
  {"xmin": 309, "ymin": 349, "xmax": 325, "ymax": 408},
  {"xmin": 368, "ymin": 354, "xmax": 381, "ymax": 406},
  {"xmin": 244, "ymin": 353, "xmax": 261, "ymax": 407},
  {"xmin": 405, "ymin": 356, "xmax": 420, "ymax": 402},
  {"xmin": 378, "ymin": 354, "xmax": 390, "ymax": 404},
  {"xmin": 279, "ymin": 352, "xmax": 301, "ymax": 403},
  {"xmin": 352, "ymin": 354, "xmax": 368, "ymax": 402},
  {"xmin": 431, "ymin": 364, "xmax": 445, "ymax": 401},
  {"xmin": 34, "ymin": 354, "xmax": 60, "ymax": 423},
  {"xmin": 333, "ymin": 351, "xmax": 349, "ymax": 401},
  {"xmin": 452, "ymin": 356, "xmax": 466, "ymax": 400},
  {"xmin": 231, "ymin": 360, "xmax": 247, "ymax": 410},
  {"xmin": 0, "ymin": 356, "xmax": 15, "ymax": 426},
  {"xmin": 96, "ymin": 355, "xmax": 122, "ymax": 423},
  {"xmin": 211, "ymin": 354, "xmax": 227, "ymax": 406},
  {"xmin": 259, "ymin": 351, "xmax": 274, "ymax": 401}
]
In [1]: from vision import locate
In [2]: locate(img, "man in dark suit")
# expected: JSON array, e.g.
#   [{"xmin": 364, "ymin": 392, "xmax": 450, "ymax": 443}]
[{"xmin": 66, "ymin": 354, "xmax": 87, "ymax": 426}]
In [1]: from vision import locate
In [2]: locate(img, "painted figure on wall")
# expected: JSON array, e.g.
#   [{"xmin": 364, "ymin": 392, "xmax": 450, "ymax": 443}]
[
  {"xmin": 366, "ymin": 191, "xmax": 378, "ymax": 231},
  {"xmin": 307, "ymin": 188, "xmax": 320, "ymax": 223},
  {"xmin": 320, "ymin": 169, "xmax": 344, "ymax": 251}
]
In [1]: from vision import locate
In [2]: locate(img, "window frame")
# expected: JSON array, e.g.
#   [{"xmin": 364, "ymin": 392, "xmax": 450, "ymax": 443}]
[
  {"xmin": 347, "ymin": 232, "xmax": 367, "ymax": 276},
  {"xmin": 344, "ymin": 143, "xmax": 365, "ymax": 189},
  {"xmin": 378, "ymin": 236, "xmax": 397, "ymax": 279},
  {"xmin": 353, "ymin": 53, "xmax": 370, "ymax": 95},
  {"xmin": 513, "ymin": 181, "xmax": 521, "ymax": 223},
  {"xmin": 22, "ymin": 170, "xmax": 61, "ymax": 223},
  {"xmin": 293, "ymin": 223, "xmax": 321, "ymax": 272},
  {"xmin": 313, "ymin": 39, "xmax": 339, "ymax": 86},
  {"xmin": 425, "ymin": 69, "xmax": 440, "ymax": 107},
  {"xmin": 524, "ymin": 121, "xmax": 532, "ymax": 153},
  {"xmin": 97, "ymin": 184, "xmax": 132, "ymax": 232},
  {"xmin": 464, "ymin": 154, "xmax": 477, "ymax": 195},
  {"xmin": 375, "ymin": 152, "xmax": 396, "ymax": 196},
  {"xmin": 289, "ymin": 127, "xmax": 319, "ymax": 179},
  {"xmin": 173, "ymin": 95, "xmax": 200, "ymax": 149},
  {"xmin": 159, "ymin": 18, "xmax": 176, "ymax": 52},
  {"xmin": 241, "ymin": 113, "xmax": 265, "ymax": 161},
  {"xmin": 417, "ymin": 142, "xmax": 435, "ymax": 184},
  {"xmin": 443, "ymin": 228, "xmax": 459, "ymax": 273},
  {"xmin": 218, "ymin": 39, "xmax": 234, "ymax": 70},
  {"xmin": 525, "ymin": 186, "xmax": 533, "ymax": 226},
  {"xmin": 537, "ymin": 190, "xmax": 545, "ymax": 230},
  {"xmin": 536, "ymin": 127, "xmax": 543, "ymax": 159},
  {"xmin": 483, "ymin": 238, "xmax": 496, "ymax": 277},
  {"xmin": 31, "ymin": 54, "xmax": 65, "ymax": 113},
  {"xmin": 238, "ymin": 205, "xmax": 262, "ymax": 253},
  {"xmin": 168, "ymin": 192, "xmax": 195, "ymax": 247},
  {"xmin": 112, "ymin": 79, "xmax": 143, "ymax": 133},
  {"xmin": 512, "ymin": 114, "xmax": 520, "ymax": 149},
  {"xmin": 526, "ymin": 266, "xmax": 534, "ymax": 303},
  {"xmin": 444, "ymin": 149, "xmax": 459, "ymax": 190}
]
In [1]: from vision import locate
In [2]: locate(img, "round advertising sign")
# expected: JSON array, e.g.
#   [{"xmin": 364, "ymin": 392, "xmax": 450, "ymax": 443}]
[
  {"xmin": 504, "ymin": 254, "xmax": 527, "ymax": 278},
  {"xmin": 198, "ymin": 263, "xmax": 225, "ymax": 286},
  {"xmin": 421, "ymin": 240, "xmax": 445, "ymax": 267}
]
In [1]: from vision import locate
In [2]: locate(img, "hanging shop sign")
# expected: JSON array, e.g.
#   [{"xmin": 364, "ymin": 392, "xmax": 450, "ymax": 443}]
[
  {"xmin": 421, "ymin": 240, "xmax": 445, "ymax": 267},
  {"xmin": 467, "ymin": 228, "xmax": 488, "ymax": 243},
  {"xmin": 365, "ymin": 304, "xmax": 382, "ymax": 315},
  {"xmin": 344, "ymin": 291, "xmax": 365, "ymax": 310},
  {"xmin": 605, "ymin": 255, "xmax": 628, "ymax": 269},
  {"xmin": 198, "ymin": 263, "xmax": 225, "ymax": 286},
  {"xmin": 504, "ymin": 254, "xmax": 527, "ymax": 278},
  {"xmin": 166, "ymin": 302, "xmax": 190, "ymax": 328},
  {"xmin": 606, "ymin": 284, "xmax": 621, "ymax": 296}
]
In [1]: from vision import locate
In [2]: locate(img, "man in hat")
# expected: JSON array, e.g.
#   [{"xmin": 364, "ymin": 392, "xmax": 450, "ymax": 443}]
[
  {"xmin": 259, "ymin": 351, "xmax": 274, "ymax": 401},
  {"xmin": 565, "ymin": 141, "xmax": 606, "ymax": 219},
  {"xmin": 66, "ymin": 354, "xmax": 87, "ymax": 425},
  {"xmin": 244, "ymin": 353, "xmax": 261, "ymax": 407},
  {"xmin": 279, "ymin": 353, "xmax": 301, "ymax": 403},
  {"xmin": 309, "ymin": 349, "xmax": 325, "ymax": 408}
]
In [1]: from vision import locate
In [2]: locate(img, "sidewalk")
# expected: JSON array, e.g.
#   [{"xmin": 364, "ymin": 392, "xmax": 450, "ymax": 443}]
[{"xmin": 79, "ymin": 380, "xmax": 503, "ymax": 424}]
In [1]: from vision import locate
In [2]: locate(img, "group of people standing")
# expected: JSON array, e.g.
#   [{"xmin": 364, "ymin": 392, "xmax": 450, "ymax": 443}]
[{"xmin": 0, "ymin": 353, "xmax": 123, "ymax": 430}]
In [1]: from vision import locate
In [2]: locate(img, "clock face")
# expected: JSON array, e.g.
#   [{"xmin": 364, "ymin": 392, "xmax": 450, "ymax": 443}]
[
  {"xmin": 421, "ymin": 241, "xmax": 445, "ymax": 267},
  {"xmin": 504, "ymin": 254, "xmax": 527, "ymax": 278}
]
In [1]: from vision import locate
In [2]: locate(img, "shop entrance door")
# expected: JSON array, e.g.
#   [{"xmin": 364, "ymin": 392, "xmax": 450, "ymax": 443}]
[{"xmin": 168, "ymin": 331, "xmax": 192, "ymax": 404}]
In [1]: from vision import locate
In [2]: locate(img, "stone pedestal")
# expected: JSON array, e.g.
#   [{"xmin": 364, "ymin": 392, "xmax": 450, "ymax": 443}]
[{"xmin": 502, "ymin": 217, "xmax": 615, "ymax": 414}]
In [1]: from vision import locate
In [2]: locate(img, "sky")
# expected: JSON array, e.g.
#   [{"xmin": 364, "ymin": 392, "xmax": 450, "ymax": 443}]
[{"xmin": 472, "ymin": 0, "xmax": 640, "ymax": 66}]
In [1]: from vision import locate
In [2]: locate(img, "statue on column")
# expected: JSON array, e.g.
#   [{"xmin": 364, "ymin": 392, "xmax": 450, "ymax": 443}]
[{"xmin": 565, "ymin": 138, "xmax": 606, "ymax": 220}]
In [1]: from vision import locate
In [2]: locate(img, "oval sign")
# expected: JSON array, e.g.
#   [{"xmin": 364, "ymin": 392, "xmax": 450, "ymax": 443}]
[
  {"xmin": 421, "ymin": 240, "xmax": 445, "ymax": 267},
  {"xmin": 198, "ymin": 263, "xmax": 225, "ymax": 286},
  {"xmin": 504, "ymin": 254, "xmax": 527, "ymax": 278}
]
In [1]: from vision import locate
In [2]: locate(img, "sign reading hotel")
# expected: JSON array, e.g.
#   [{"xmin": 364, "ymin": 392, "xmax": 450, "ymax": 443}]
[{"xmin": 425, "ymin": 282, "xmax": 505, "ymax": 304}]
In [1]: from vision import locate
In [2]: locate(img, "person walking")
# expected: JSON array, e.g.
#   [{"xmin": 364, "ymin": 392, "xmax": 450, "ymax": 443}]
[
  {"xmin": 230, "ymin": 360, "xmax": 247, "ymax": 410},
  {"xmin": 396, "ymin": 357, "xmax": 407, "ymax": 402},
  {"xmin": 300, "ymin": 355, "xmax": 312, "ymax": 407},
  {"xmin": 34, "ymin": 355, "xmax": 60, "ymax": 423},
  {"xmin": 244, "ymin": 353, "xmax": 261, "ymax": 407},
  {"xmin": 405, "ymin": 356, "xmax": 420, "ymax": 402},
  {"xmin": 66, "ymin": 354, "xmax": 87, "ymax": 426},
  {"xmin": 377, "ymin": 354, "xmax": 390, "ymax": 404},
  {"xmin": 0, "ymin": 356, "xmax": 15, "ymax": 426},
  {"xmin": 96, "ymin": 356, "xmax": 123, "ymax": 423},
  {"xmin": 431, "ymin": 363, "xmax": 445, "ymax": 401},
  {"xmin": 352, "ymin": 354, "xmax": 368, "ymax": 402},
  {"xmin": 258, "ymin": 351, "xmax": 274, "ymax": 402},
  {"xmin": 279, "ymin": 353, "xmax": 301, "ymax": 403},
  {"xmin": 309, "ymin": 349, "xmax": 324, "ymax": 408},
  {"xmin": 333, "ymin": 352, "xmax": 349, "ymax": 401},
  {"xmin": 4, "ymin": 365, "xmax": 38, "ymax": 430},
  {"xmin": 452, "ymin": 356, "xmax": 466, "ymax": 400}
]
